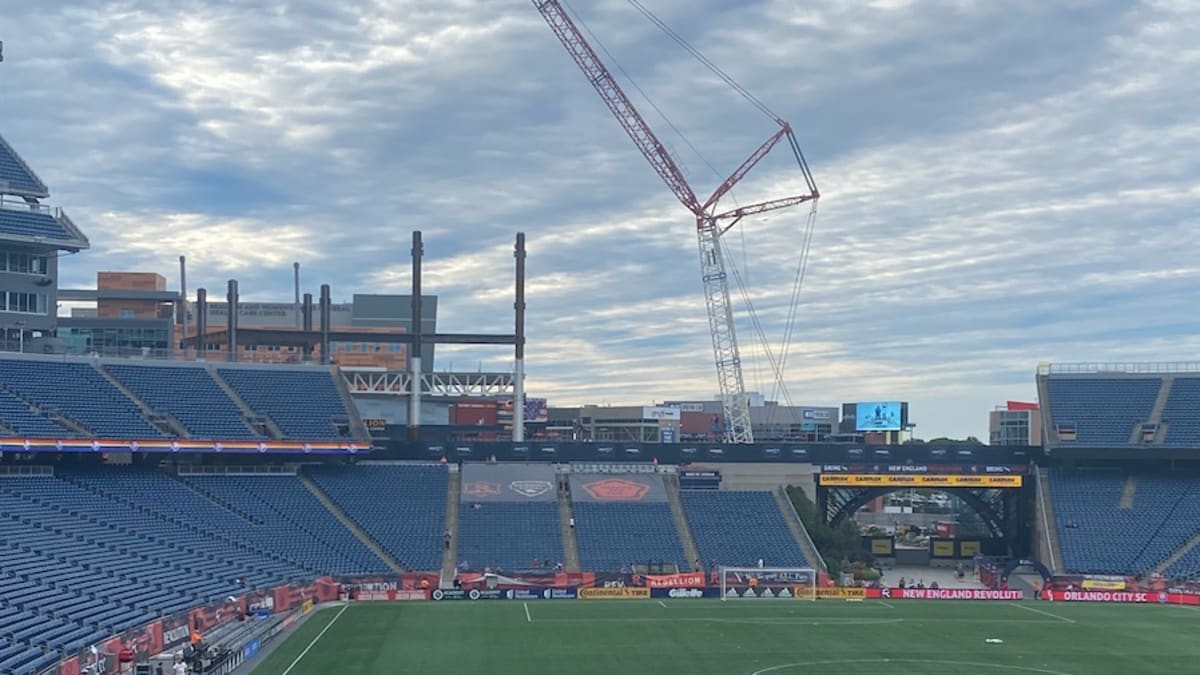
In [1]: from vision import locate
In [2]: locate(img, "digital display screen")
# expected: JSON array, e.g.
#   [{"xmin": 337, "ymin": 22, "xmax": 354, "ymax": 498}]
[{"xmin": 856, "ymin": 401, "xmax": 903, "ymax": 431}]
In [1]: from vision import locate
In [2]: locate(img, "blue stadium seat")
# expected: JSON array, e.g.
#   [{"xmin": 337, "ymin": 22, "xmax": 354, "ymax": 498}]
[
  {"xmin": 0, "ymin": 208, "xmax": 75, "ymax": 242},
  {"xmin": 0, "ymin": 134, "xmax": 48, "ymax": 197},
  {"xmin": 105, "ymin": 364, "xmax": 261, "ymax": 440},
  {"xmin": 682, "ymin": 490, "xmax": 810, "ymax": 569},
  {"xmin": 1050, "ymin": 468, "xmax": 1200, "ymax": 575},
  {"xmin": 1162, "ymin": 378, "xmax": 1200, "ymax": 447},
  {"xmin": 0, "ymin": 359, "xmax": 161, "ymax": 438},
  {"xmin": 458, "ymin": 502, "xmax": 563, "ymax": 572},
  {"xmin": 571, "ymin": 500, "xmax": 686, "ymax": 572},
  {"xmin": 305, "ymin": 464, "xmax": 447, "ymax": 571},
  {"xmin": 0, "ymin": 388, "xmax": 73, "ymax": 438},
  {"xmin": 218, "ymin": 368, "xmax": 351, "ymax": 440},
  {"xmin": 1046, "ymin": 376, "xmax": 1162, "ymax": 446}
]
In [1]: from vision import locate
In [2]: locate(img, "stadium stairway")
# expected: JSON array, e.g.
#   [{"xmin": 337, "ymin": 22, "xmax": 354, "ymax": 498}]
[
  {"xmin": 298, "ymin": 472, "xmax": 405, "ymax": 574},
  {"xmin": 331, "ymin": 366, "xmax": 371, "ymax": 440},
  {"xmin": 773, "ymin": 486, "xmax": 826, "ymax": 572},
  {"xmin": 1152, "ymin": 531, "xmax": 1200, "ymax": 577},
  {"xmin": 663, "ymin": 473, "xmax": 703, "ymax": 571},
  {"xmin": 441, "ymin": 469, "xmax": 461, "ymax": 586},
  {"xmin": 1119, "ymin": 475, "xmax": 1138, "ymax": 509},
  {"xmin": 209, "ymin": 368, "xmax": 285, "ymax": 439},
  {"xmin": 556, "ymin": 473, "xmax": 581, "ymax": 573},
  {"xmin": 1036, "ymin": 468, "xmax": 1064, "ymax": 572},
  {"xmin": 93, "ymin": 363, "xmax": 189, "ymax": 438}
]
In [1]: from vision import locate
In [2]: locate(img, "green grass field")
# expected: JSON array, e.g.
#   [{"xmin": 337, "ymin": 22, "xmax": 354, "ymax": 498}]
[{"xmin": 250, "ymin": 599, "xmax": 1198, "ymax": 674}]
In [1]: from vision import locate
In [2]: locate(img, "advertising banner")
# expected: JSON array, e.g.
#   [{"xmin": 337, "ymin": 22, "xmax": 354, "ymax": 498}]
[
  {"xmin": 503, "ymin": 588, "xmax": 578, "ymax": 600},
  {"xmin": 869, "ymin": 587, "xmax": 1026, "ymax": 600},
  {"xmin": 959, "ymin": 540, "xmax": 982, "ymax": 558},
  {"xmin": 931, "ymin": 540, "xmax": 956, "ymax": 558},
  {"xmin": 568, "ymin": 474, "xmax": 668, "ymax": 503},
  {"xmin": 869, "ymin": 537, "xmax": 894, "ymax": 556},
  {"xmin": 431, "ymin": 588, "xmax": 506, "ymax": 601},
  {"xmin": 358, "ymin": 589, "xmax": 427, "ymax": 601},
  {"xmin": 814, "ymin": 587, "xmax": 867, "ymax": 600},
  {"xmin": 818, "ymin": 474, "xmax": 1023, "ymax": 488},
  {"xmin": 578, "ymin": 587, "xmax": 651, "ymax": 599},
  {"xmin": 1081, "ymin": 579, "xmax": 1126, "ymax": 591},
  {"xmin": 649, "ymin": 587, "xmax": 721, "ymax": 599},
  {"xmin": 644, "ymin": 572, "xmax": 706, "ymax": 589},
  {"xmin": 461, "ymin": 463, "xmax": 557, "ymax": 502},
  {"xmin": 1047, "ymin": 590, "xmax": 1200, "ymax": 604}
]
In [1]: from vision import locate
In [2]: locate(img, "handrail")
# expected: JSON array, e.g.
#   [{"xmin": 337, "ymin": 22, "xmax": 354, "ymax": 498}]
[{"xmin": 1039, "ymin": 362, "xmax": 1200, "ymax": 375}]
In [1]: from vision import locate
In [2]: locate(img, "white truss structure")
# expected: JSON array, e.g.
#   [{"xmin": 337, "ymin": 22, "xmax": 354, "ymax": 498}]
[{"xmin": 341, "ymin": 369, "xmax": 514, "ymax": 398}]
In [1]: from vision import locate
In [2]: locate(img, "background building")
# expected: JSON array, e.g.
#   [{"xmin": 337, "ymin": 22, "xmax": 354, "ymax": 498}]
[
  {"xmin": 989, "ymin": 400, "xmax": 1042, "ymax": 446},
  {"xmin": 0, "ymin": 133, "xmax": 89, "ymax": 352},
  {"xmin": 58, "ymin": 270, "xmax": 436, "ymax": 368}
]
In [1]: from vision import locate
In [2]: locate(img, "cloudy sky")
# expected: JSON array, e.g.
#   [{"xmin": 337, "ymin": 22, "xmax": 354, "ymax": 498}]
[{"xmin": 2, "ymin": 0, "xmax": 1198, "ymax": 440}]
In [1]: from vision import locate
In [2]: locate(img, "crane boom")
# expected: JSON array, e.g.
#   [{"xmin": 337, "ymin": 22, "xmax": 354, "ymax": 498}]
[
  {"xmin": 534, "ymin": 0, "xmax": 819, "ymax": 443},
  {"xmin": 533, "ymin": 0, "xmax": 702, "ymax": 215}
]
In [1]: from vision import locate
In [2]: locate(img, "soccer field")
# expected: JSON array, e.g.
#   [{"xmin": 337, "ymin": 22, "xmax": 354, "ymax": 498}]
[{"xmin": 250, "ymin": 599, "xmax": 1198, "ymax": 675}]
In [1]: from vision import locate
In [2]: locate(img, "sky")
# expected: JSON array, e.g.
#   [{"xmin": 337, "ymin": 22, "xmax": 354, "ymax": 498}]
[{"xmin": 1, "ymin": 0, "xmax": 1198, "ymax": 441}]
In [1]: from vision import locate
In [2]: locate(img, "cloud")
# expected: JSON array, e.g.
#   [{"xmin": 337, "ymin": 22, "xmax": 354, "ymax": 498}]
[{"xmin": 2, "ymin": 0, "xmax": 1198, "ymax": 440}]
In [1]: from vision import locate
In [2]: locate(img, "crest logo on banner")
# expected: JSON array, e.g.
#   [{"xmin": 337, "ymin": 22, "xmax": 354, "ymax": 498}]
[
  {"xmin": 509, "ymin": 481, "xmax": 553, "ymax": 498},
  {"xmin": 582, "ymin": 478, "xmax": 650, "ymax": 501},
  {"xmin": 462, "ymin": 481, "xmax": 503, "ymax": 498}
]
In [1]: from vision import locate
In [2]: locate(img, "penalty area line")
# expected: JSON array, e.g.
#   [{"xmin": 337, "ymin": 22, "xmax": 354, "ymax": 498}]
[
  {"xmin": 658, "ymin": 600, "xmax": 667, "ymax": 608},
  {"xmin": 1011, "ymin": 602, "xmax": 1077, "ymax": 624},
  {"xmin": 524, "ymin": 602, "xmax": 532, "ymax": 623},
  {"xmin": 281, "ymin": 603, "xmax": 349, "ymax": 675}
]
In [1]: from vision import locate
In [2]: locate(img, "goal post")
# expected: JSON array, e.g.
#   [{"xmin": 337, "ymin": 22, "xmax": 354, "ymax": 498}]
[{"xmin": 719, "ymin": 566, "xmax": 818, "ymax": 601}]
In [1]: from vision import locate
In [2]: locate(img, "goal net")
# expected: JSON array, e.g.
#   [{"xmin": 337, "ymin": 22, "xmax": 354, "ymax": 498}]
[{"xmin": 719, "ymin": 566, "xmax": 817, "ymax": 601}]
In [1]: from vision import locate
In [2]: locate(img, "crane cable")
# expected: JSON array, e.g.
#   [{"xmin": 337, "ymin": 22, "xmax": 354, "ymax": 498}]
[{"xmin": 625, "ymin": 0, "xmax": 781, "ymax": 124}]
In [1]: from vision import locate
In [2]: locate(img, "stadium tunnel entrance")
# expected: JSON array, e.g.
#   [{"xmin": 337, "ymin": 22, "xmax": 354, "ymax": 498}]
[{"xmin": 819, "ymin": 484, "xmax": 1035, "ymax": 560}]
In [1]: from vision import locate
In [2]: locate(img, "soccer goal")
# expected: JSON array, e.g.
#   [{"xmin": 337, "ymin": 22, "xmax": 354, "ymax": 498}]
[{"xmin": 719, "ymin": 566, "xmax": 818, "ymax": 601}]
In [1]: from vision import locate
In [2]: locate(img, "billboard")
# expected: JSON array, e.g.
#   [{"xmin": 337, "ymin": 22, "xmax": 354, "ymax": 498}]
[
  {"xmin": 818, "ymin": 474, "xmax": 1023, "ymax": 488},
  {"xmin": 461, "ymin": 463, "xmax": 557, "ymax": 502},
  {"xmin": 856, "ymin": 402, "xmax": 903, "ymax": 431}
]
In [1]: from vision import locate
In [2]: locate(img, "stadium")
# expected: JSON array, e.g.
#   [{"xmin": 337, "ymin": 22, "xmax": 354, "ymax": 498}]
[{"xmin": 3, "ymin": 3, "xmax": 1200, "ymax": 675}]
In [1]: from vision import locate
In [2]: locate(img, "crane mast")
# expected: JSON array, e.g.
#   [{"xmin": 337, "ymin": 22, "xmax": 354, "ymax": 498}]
[{"xmin": 534, "ymin": 0, "xmax": 819, "ymax": 443}]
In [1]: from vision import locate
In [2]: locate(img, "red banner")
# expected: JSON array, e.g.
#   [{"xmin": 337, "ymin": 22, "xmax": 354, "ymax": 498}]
[
  {"xmin": 1048, "ymin": 590, "xmax": 1200, "ymax": 604},
  {"xmin": 868, "ymin": 587, "xmax": 1026, "ymax": 600},
  {"xmin": 644, "ymin": 572, "xmax": 706, "ymax": 589}
]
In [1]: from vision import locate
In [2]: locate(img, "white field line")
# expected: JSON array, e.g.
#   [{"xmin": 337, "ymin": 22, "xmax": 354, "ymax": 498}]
[
  {"xmin": 282, "ymin": 604, "xmax": 349, "ymax": 675},
  {"xmin": 524, "ymin": 602, "xmax": 532, "ymax": 623},
  {"xmin": 1011, "ymin": 602, "xmax": 1077, "ymax": 624},
  {"xmin": 658, "ymin": 600, "xmax": 667, "ymax": 608}
]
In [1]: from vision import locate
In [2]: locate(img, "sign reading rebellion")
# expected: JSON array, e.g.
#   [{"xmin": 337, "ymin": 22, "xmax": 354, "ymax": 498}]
[{"xmin": 818, "ymin": 474, "xmax": 1023, "ymax": 488}]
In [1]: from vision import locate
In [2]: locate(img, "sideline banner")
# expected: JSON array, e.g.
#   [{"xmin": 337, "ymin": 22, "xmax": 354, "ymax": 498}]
[
  {"xmin": 431, "ymin": 588, "xmax": 505, "ymax": 601},
  {"xmin": 868, "ymin": 587, "xmax": 1026, "ymax": 600},
  {"xmin": 579, "ymin": 587, "xmax": 651, "ymax": 599},
  {"xmin": 649, "ymin": 587, "xmax": 721, "ymax": 599},
  {"xmin": 814, "ymin": 587, "xmax": 866, "ymax": 600},
  {"xmin": 1048, "ymin": 590, "xmax": 1200, "ymax": 605},
  {"xmin": 357, "ymin": 589, "xmax": 426, "ymax": 601},
  {"xmin": 645, "ymin": 572, "xmax": 706, "ymax": 589},
  {"xmin": 504, "ymin": 588, "xmax": 578, "ymax": 600}
]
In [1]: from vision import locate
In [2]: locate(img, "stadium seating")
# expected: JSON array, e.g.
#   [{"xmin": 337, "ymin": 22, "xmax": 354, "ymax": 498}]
[
  {"xmin": 0, "ymin": 208, "xmax": 75, "ymax": 243},
  {"xmin": 1049, "ymin": 468, "xmax": 1200, "ymax": 574},
  {"xmin": 218, "ymin": 368, "xmax": 351, "ymax": 440},
  {"xmin": 1045, "ymin": 376, "xmax": 1162, "ymax": 446},
  {"xmin": 305, "ymin": 464, "xmax": 447, "ymax": 571},
  {"xmin": 1161, "ymin": 377, "xmax": 1200, "ymax": 447},
  {"xmin": 0, "ymin": 388, "xmax": 73, "ymax": 438},
  {"xmin": 181, "ymin": 474, "xmax": 391, "ymax": 575},
  {"xmin": 457, "ymin": 502, "xmax": 564, "ymax": 571},
  {"xmin": 0, "ymin": 360, "xmax": 162, "ymax": 438},
  {"xmin": 104, "ymin": 363, "xmax": 261, "ymax": 440},
  {"xmin": 682, "ymin": 490, "xmax": 810, "ymax": 569},
  {"xmin": 571, "ymin": 501, "xmax": 687, "ymax": 572},
  {"xmin": 0, "ymin": 134, "xmax": 48, "ymax": 196},
  {"xmin": 1165, "ymin": 544, "xmax": 1200, "ymax": 579}
]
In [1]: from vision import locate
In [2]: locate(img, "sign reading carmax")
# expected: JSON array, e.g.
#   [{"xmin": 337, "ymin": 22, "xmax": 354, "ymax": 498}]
[{"xmin": 818, "ymin": 474, "xmax": 1023, "ymax": 488}]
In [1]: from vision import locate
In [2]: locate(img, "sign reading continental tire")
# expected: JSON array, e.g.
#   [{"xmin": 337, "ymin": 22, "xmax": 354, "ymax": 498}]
[
  {"xmin": 818, "ymin": 474, "xmax": 1023, "ymax": 488},
  {"xmin": 578, "ymin": 587, "xmax": 651, "ymax": 600},
  {"xmin": 813, "ymin": 587, "xmax": 866, "ymax": 599}
]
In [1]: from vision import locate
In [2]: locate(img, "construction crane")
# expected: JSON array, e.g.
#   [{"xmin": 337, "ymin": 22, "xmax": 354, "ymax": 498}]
[{"xmin": 533, "ymin": 0, "xmax": 819, "ymax": 443}]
